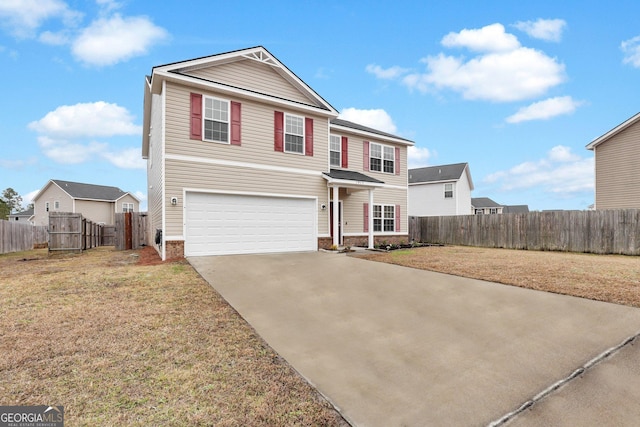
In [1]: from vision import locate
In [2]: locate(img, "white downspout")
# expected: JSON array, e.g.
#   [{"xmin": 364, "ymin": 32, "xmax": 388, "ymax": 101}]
[
  {"xmin": 368, "ymin": 189, "xmax": 374, "ymax": 249},
  {"xmin": 332, "ymin": 186, "xmax": 339, "ymax": 247}
]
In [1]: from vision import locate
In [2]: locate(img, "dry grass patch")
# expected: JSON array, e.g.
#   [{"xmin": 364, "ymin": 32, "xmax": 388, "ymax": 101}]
[
  {"xmin": 358, "ymin": 246, "xmax": 640, "ymax": 308},
  {"xmin": 0, "ymin": 247, "xmax": 347, "ymax": 426}
]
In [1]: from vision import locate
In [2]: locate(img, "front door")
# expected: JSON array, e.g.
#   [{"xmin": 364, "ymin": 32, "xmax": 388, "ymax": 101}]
[{"xmin": 330, "ymin": 201, "xmax": 343, "ymax": 245}]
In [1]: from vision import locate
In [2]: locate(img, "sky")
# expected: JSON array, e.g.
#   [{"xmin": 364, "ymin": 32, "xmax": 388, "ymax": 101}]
[{"xmin": 1, "ymin": 0, "xmax": 639, "ymax": 212}]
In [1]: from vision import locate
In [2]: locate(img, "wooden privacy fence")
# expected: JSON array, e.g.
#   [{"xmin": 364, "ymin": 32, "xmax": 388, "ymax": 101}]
[
  {"xmin": 49, "ymin": 212, "xmax": 104, "ymax": 253},
  {"xmin": 410, "ymin": 209, "xmax": 640, "ymax": 255},
  {"xmin": 0, "ymin": 220, "xmax": 48, "ymax": 254},
  {"xmin": 114, "ymin": 212, "xmax": 148, "ymax": 250}
]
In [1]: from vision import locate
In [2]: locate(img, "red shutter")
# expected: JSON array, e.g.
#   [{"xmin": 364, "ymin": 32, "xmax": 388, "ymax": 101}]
[
  {"xmin": 274, "ymin": 111, "xmax": 284, "ymax": 152},
  {"xmin": 305, "ymin": 117, "xmax": 314, "ymax": 156},
  {"xmin": 363, "ymin": 141, "xmax": 369, "ymax": 171},
  {"xmin": 363, "ymin": 203, "xmax": 369, "ymax": 232},
  {"xmin": 395, "ymin": 147, "xmax": 400, "ymax": 175},
  {"xmin": 341, "ymin": 136, "xmax": 348, "ymax": 168},
  {"xmin": 230, "ymin": 101, "xmax": 241, "ymax": 146},
  {"xmin": 395, "ymin": 205, "xmax": 401, "ymax": 232},
  {"xmin": 190, "ymin": 93, "xmax": 202, "ymax": 140}
]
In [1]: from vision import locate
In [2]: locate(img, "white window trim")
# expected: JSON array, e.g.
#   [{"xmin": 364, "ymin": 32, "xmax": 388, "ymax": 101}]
[
  {"xmin": 122, "ymin": 203, "xmax": 134, "ymax": 213},
  {"xmin": 444, "ymin": 183, "xmax": 454, "ymax": 199},
  {"xmin": 54, "ymin": 201, "xmax": 60, "ymax": 210},
  {"xmin": 329, "ymin": 134, "xmax": 341, "ymax": 168},
  {"xmin": 373, "ymin": 203, "xmax": 396, "ymax": 233},
  {"xmin": 202, "ymin": 95, "xmax": 230, "ymax": 144},
  {"xmin": 370, "ymin": 142, "xmax": 396, "ymax": 174},
  {"xmin": 284, "ymin": 113, "xmax": 305, "ymax": 155}
]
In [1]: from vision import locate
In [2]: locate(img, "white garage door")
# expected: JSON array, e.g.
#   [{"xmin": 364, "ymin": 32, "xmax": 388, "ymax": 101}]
[{"xmin": 185, "ymin": 192, "xmax": 317, "ymax": 256}]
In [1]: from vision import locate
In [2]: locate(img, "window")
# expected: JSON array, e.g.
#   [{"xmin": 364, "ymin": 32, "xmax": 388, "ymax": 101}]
[
  {"xmin": 285, "ymin": 114, "xmax": 304, "ymax": 154},
  {"xmin": 373, "ymin": 204, "xmax": 395, "ymax": 232},
  {"xmin": 45, "ymin": 202, "xmax": 49, "ymax": 212},
  {"xmin": 330, "ymin": 135, "xmax": 341, "ymax": 167},
  {"xmin": 122, "ymin": 203, "xmax": 134, "ymax": 213},
  {"xmin": 54, "ymin": 201, "xmax": 60, "ymax": 210},
  {"xmin": 490, "ymin": 208, "xmax": 498, "ymax": 214},
  {"xmin": 444, "ymin": 183, "xmax": 454, "ymax": 198},
  {"xmin": 370, "ymin": 142, "xmax": 395, "ymax": 173},
  {"xmin": 203, "ymin": 96, "xmax": 229, "ymax": 143},
  {"xmin": 475, "ymin": 209, "xmax": 484, "ymax": 215}
]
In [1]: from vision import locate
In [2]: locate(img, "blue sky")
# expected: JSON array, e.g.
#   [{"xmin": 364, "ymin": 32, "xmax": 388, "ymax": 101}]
[{"xmin": 1, "ymin": 0, "xmax": 639, "ymax": 211}]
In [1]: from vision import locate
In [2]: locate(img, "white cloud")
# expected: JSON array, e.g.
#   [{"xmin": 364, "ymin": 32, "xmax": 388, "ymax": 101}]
[
  {"xmin": 506, "ymin": 96, "xmax": 582, "ymax": 123},
  {"xmin": 513, "ymin": 19, "xmax": 567, "ymax": 42},
  {"xmin": 29, "ymin": 101, "xmax": 141, "ymax": 138},
  {"xmin": 30, "ymin": 102, "xmax": 144, "ymax": 169},
  {"xmin": 484, "ymin": 146, "xmax": 593, "ymax": 195},
  {"xmin": 72, "ymin": 14, "xmax": 168, "ymax": 66},
  {"xmin": 408, "ymin": 146, "xmax": 432, "ymax": 168},
  {"xmin": 366, "ymin": 64, "xmax": 410, "ymax": 79},
  {"xmin": 621, "ymin": 36, "xmax": 640, "ymax": 68},
  {"xmin": 338, "ymin": 107, "xmax": 397, "ymax": 134},
  {"xmin": 441, "ymin": 23, "xmax": 520, "ymax": 52},
  {"xmin": 0, "ymin": 0, "xmax": 81, "ymax": 38},
  {"xmin": 39, "ymin": 30, "xmax": 70, "ymax": 45},
  {"xmin": 0, "ymin": 157, "xmax": 37, "ymax": 169}
]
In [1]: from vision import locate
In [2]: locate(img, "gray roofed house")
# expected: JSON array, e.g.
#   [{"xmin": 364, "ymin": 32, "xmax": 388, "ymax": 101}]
[
  {"xmin": 471, "ymin": 197, "xmax": 503, "ymax": 214},
  {"xmin": 408, "ymin": 163, "xmax": 474, "ymax": 216},
  {"xmin": 502, "ymin": 205, "xmax": 530, "ymax": 214},
  {"xmin": 31, "ymin": 179, "xmax": 140, "ymax": 226},
  {"xmin": 8, "ymin": 207, "xmax": 34, "ymax": 224}
]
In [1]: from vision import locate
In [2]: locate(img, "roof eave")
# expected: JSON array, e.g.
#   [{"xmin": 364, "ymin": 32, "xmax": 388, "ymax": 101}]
[
  {"xmin": 330, "ymin": 123, "xmax": 414, "ymax": 146},
  {"xmin": 586, "ymin": 111, "xmax": 640, "ymax": 150}
]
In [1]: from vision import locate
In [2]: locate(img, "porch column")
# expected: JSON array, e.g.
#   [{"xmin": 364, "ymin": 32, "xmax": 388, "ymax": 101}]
[
  {"xmin": 332, "ymin": 185, "xmax": 340, "ymax": 247},
  {"xmin": 368, "ymin": 189, "xmax": 374, "ymax": 249}
]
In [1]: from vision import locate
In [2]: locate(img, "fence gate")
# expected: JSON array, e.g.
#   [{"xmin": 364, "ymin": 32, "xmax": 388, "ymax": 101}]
[{"xmin": 115, "ymin": 212, "xmax": 148, "ymax": 250}]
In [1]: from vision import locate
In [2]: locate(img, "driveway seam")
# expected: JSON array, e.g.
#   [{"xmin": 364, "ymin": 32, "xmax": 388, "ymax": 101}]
[{"xmin": 488, "ymin": 332, "xmax": 640, "ymax": 426}]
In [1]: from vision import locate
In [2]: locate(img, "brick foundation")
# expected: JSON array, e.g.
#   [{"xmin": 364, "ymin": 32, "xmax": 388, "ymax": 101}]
[
  {"xmin": 165, "ymin": 240, "xmax": 184, "ymax": 259},
  {"xmin": 318, "ymin": 235, "xmax": 410, "ymax": 249}
]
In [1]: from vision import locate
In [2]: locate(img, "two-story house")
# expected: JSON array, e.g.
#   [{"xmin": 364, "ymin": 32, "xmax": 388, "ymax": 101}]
[
  {"xmin": 408, "ymin": 163, "xmax": 473, "ymax": 216},
  {"xmin": 142, "ymin": 46, "xmax": 413, "ymax": 259}
]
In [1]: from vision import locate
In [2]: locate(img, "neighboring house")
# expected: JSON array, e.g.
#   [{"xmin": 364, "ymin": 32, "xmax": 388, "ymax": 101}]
[
  {"xmin": 502, "ymin": 205, "xmax": 529, "ymax": 214},
  {"xmin": 471, "ymin": 197, "xmax": 503, "ymax": 215},
  {"xmin": 586, "ymin": 111, "xmax": 640, "ymax": 209},
  {"xmin": 32, "ymin": 179, "xmax": 140, "ymax": 226},
  {"xmin": 408, "ymin": 163, "xmax": 473, "ymax": 216},
  {"xmin": 142, "ymin": 46, "xmax": 414, "ymax": 260},
  {"xmin": 8, "ymin": 207, "xmax": 34, "ymax": 224}
]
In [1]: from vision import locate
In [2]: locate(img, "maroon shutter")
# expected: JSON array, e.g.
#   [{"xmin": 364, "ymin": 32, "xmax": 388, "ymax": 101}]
[
  {"xmin": 190, "ymin": 93, "xmax": 202, "ymax": 140},
  {"xmin": 395, "ymin": 147, "xmax": 400, "ymax": 175},
  {"xmin": 396, "ymin": 205, "xmax": 401, "ymax": 232},
  {"xmin": 363, "ymin": 141, "xmax": 369, "ymax": 171},
  {"xmin": 230, "ymin": 101, "xmax": 241, "ymax": 146},
  {"xmin": 305, "ymin": 117, "xmax": 314, "ymax": 156},
  {"xmin": 274, "ymin": 111, "xmax": 284, "ymax": 152},
  {"xmin": 363, "ymin": 203, "xmax": 369, "ymax": 232},
  {"xmin": 341, "ymin": 136, "xmax": 348, "ymax": 168}
]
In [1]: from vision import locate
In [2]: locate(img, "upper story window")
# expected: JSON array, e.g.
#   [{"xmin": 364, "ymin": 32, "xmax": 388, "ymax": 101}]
[
  {"xmin": 444, "ymin": 183, "xmax": 454, "ymax": 198},
  {"xmin": 54, "ymin": 201, "xmax": 60, "ymax": 210},
  {"xmin": 45, "ymin": 202, "xmax": 50, "ymax": 212},
  {"xmin": 285, "ymin": 114, "xmax": 304, "ymax": 154},
  {"xmin": 203, "ymin": 96, "xmax": 229, "ymax": 143},
  {"xmin": 370, "ymin": 142, "xmax": 395, "ymax": 173},
  {"xmin": 330, "ymin": 135, "xmax": 341, "ymax": 167},
  {"xmin": 122, "ymin": 203, "xmax": 134, "ymax": 213}
]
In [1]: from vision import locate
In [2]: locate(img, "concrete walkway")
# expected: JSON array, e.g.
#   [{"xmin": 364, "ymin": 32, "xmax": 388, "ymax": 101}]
[{"xmin": 189, "ymin": 252, "xmax": 640, "ymax": 426}]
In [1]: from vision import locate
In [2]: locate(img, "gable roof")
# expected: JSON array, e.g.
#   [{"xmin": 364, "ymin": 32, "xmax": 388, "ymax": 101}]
[
  {"xmin": 586, "ymin": 111, "xmax": 640, "ymax": 150},
  {"xmin": 471, "ymin": 197, "xmax": 502, "ymax": 208},
  {"xmin": 330, "ymin": 118, "xmax": 414, "ymax": 146},
  {"xmin": 34, "ymin": 180, "xmax": 138, "ymax": 203},
  {"xmin": 408, "ymin": 163, "xmax": 473, "ymax": 189}
]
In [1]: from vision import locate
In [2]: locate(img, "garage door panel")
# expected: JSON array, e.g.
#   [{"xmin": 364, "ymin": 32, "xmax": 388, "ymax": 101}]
[{"xmin": 185, "ymin": 192, "xmax": 316, "ymax": 256}]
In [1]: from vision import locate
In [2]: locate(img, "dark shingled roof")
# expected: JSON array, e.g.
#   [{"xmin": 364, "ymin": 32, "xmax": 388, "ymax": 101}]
[
  {"xmin": 471, "ymin": 197, "xmax": 502, "ymax": 208},
  {"xmin": 408, "ymin": 163, "xmax": 468, "ymax": 184},
  {"xmin": 502, "ymin": 205, "xmax": 530, "ymax": 214},
  {"xmin": 323, "ymin": 169, "xmax": 384, "ymax": 184},
  {"xmin": 10, "ymin": 207, "xmax": 34, "ymax": 217},
  {"xmin": 52, "ymin": 179, "xmax": 128, "ymax": 201},
  {"xmin": 330, "ymin": 118, "xmax": 413, "ymax": 143}
]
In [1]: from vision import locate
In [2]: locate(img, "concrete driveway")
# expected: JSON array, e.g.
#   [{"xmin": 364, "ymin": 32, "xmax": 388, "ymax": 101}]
[{"xmin": 189, "ymin": 252, "xmax": 640, "ymax": 426}]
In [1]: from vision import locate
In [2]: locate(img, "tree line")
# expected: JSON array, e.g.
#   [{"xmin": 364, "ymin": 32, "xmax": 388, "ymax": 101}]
[{"xmin": 0, "ymin": 188, "xmax": 28, "ymax": 220}]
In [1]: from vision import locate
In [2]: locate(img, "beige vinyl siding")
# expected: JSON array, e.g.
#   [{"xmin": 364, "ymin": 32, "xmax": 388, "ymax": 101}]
[
  {"xmin": 594, "ymin": 121, "xmax": 640, "ymax": 209},
  {"xmin": 184, "ymin": 59, "xmax": 316, "ymax": 106},
  {"xmin": 75, "ymin": 200, "xmax": 114, "ymax": 224},
  {"xmin": 33, "ymin": 184, "xmax": 73, "ymax": 226},
  {"xmin": 336, "ymin": 129, "xmax": 409, "ymax": 188},
  {"xmin": 117, "ymin": 194, "xmax": 139, "ymax": 212},
  {"xmin": 164, "ymin": 159, "xmax": 329, "ymax": 236},
  {"xmin": 340, "ymin": 188, "xmax": 408, "ymax": 236},
  {"xmin": 164, "ymin": 82, "xmax": 329, "ymax": 172},
  {"xmin": 147, "ymin": 92, "xmax": 164, "ymax": 242}
]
